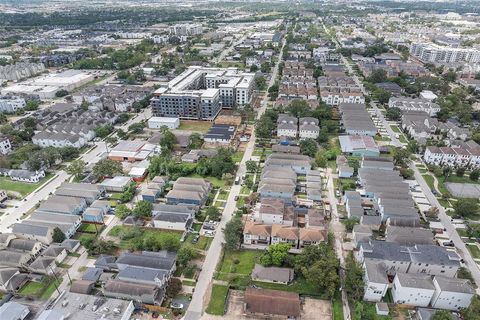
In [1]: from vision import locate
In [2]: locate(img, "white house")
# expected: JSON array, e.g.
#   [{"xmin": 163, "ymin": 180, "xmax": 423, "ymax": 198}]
[
  {"xmin": 392, "ymin": 273, "xmax": 435, "ymax": 307},
  {"xmin": 0, "ymin": 136, "xmax": 12, "ymax": 155},
  {"xmin": 430, "ymin": 276, "xmax": 475, "ymax": 311},
  {"xmin": 277, "ymin": 123, "xmax": 297, "ymax": 138},
  {"xmin": 363, "ymin": 260, "xmax": 389, "ymax": 302},
  {"xmin": 299, "ymin": 123, "xmax": 320, "ymax": 139},
  {"xmin": 8, "ymin": 170, "xmax": 45, "ymax": 183},
  {"xmin": 147, "ymin": 117, "xmax": 180, "ymax": 130}
]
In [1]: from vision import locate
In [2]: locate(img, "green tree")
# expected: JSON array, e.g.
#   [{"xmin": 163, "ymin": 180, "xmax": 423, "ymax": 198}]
[
  {"xmin": 343, "ymin": 218, "xmax": 359, "ymax": 232},
  {"xmin": 432, "ymin": 310, "xmax": 454, "ymax": 320},
  {"xmin": 224, "ymin": 217, "xmax": 243, "ymax": 250},
  {"xmin": 392, "ymin": 147, "xmax": 411, "ymax": 166},
  {"xmin": 255, "ymin": 75, "xmax": 267, "ymax": 90},
  {"xmin": 367, "ymin": 69, "xmax": 387, "ymax": 83},
  {"xmin": 128, "ymin": 122, "xmax": 144, "ymax": 134},
  {"xmin": 93, "ymin": 159, "xmax": 123, "ymax": 178},
  {"xmin": 299, "ymin": 138, "xmax": 318, "ymax": 157},
  {"xmin": 246, "ymin": 160, "xmax": 257, "ymax": 173},
  {"xmin": 206, "ymin": 206, "xmax": 221, "ymax": 221},
  {"xmin": 188, "ymin": 133, "xmax": 203, "ymax": 149},
  {"xmin": 315, "ymin": 151, "xmax": 327, "ymax": 168},
  {"xmin": 94, "ymin": 124, "xmax": 114, "ymax": 138},
  {"xmin": 177, "ymin": 244, "xmax": 197, "ymax": 268},
  {"xmin": 286, "ymin": 99, "xmax": 311, "ymax": 118},
  {"xmin": 470, "ymin": 170, "xmax": 480, "ymax": 181},
  {"xmin": 160, "ymin": 128, "xmax": 177, "ymax": 150},
  {"xmin": 55, "ymin": 89, "xmax": 69, "ymax": 97},
  {"xmin": 295, "ymin": 243, "xmax": 340, "ymax": 299},
  {"xmin": 453, "ymin": 199, "xmax": 479, "ymax": 218},
  {"xmin": 133, "ymin": 200, "xmax": 153, "ymax": 218},
  {"xmin": 456, "ymin": 167, "xmax": 466, "ymax": 177},
  {"xmin": 66, "ymin": 159, "xmax": 86, "ymax": 180},
  {"xmin": 259, "ymin": 243, "xmax": 291, "ymax": 267},
  {"xmin": 344, "ymin": 253, "xmax": 364, "ymax": 301},
  {"xmin": 52, "ymin": 227, "xmax": 66, "ymax": 243},
  {"xmin": 385, "ymin": 107, "xmax": 402, "ymax": 121},
  {"xmin": 115, "ymin": 204, "xmax": 131, "ymax": 220},
  {"xmin": 249, "ymin": 64, "xmax": 258, "ymax": 72},
  {"xmin": 464, "ymin": 295, "xmax": 480, "ymax": 320}
]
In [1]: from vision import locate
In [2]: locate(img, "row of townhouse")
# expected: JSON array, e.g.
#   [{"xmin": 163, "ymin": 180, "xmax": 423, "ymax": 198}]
[
  {"xmin": 339, "ymin": 103, "xmax": 377, "ymax": 136},
  {"xmin": 318, "ymin": 76, "xmax": 364, "ymax": 106},
  {"xmin": 389, "ymin": 97, "xmax": 441, "ymax": 117},
  {"xmin": 424, "ymin": 144, "xmax": 480, "ymax": 169},
  {"xmin": 10, "ymin": 183, "xmax": 108, "ymax": 244},
  {"xmin": 278, "ymin": 83, "xmax": 318, "ymax": 101},
  {"xmin": 277, "ymin": 113, "xmax": 320, "ymax": 139},
  {"xmin": 95, "ymin": 251, "xmax": 177, "ymax": 306}
]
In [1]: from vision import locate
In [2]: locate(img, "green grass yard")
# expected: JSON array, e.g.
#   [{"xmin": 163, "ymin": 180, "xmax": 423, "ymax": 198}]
[
  {"xmin": 18, "ymin": 277, "xmax": 63, "ymax": 300},
  {"xmin": 0, "ymin": 173, "xmax": 54, "ymax": 197},
  {"xmin": 108, "ymin": 225, "xmax": 182, "ymax": 250},
  {"xmin": 188, "ymin": 174, "xmax": 227, "ymax": 188},
  {"xmin": 178, "ymin": 120, "xmax": 212, "ymax": 133},
  {"xmin": 78, "ymin": 223, "xmax": 104, "ymax": 233},
  {"xmin": 232, "ymin": 151, "xmax": 244, "ymax": 163},
  {"xmin": 216, "ymin": 250, "xmax": 260, "ymax": 281},
  {"xmin": 467, "ymin": 244, "xmax": 480, "ymax": 259},
  {"xmin": 390, "ymin": 125, "xmax": 401, "ymax": 133},
  {"xmin": 206, "ymin": 284, "xmax": 229, "ymax": 315},
  {"xmin": 332, "ymin": 293, "xmax": 344, "ymax": 320}
]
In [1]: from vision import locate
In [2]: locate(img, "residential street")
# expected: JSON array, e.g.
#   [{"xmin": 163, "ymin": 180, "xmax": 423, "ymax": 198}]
[{"xmin": 184, "ymin": 38, "xmax": 285, "ymax": 320}]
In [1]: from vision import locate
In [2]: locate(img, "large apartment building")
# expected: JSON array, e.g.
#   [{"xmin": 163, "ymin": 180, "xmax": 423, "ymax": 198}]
[
  {"xmin": 150, "ymin": 67, "xmax": 255, "ymax": 120},
  {"xmin": 410, "ymin": 42, "xmax": 480, "ymax": 64},
  {"xmin": 0, "ymin": 95, "xmax": 26, "ymax": 113}
]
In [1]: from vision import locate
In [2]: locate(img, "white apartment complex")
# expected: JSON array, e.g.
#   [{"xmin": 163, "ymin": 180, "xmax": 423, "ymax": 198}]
[
  {"xmin": 169, "ymin": 24, "xmax": 203, "ymax": 36},
  {"xmin": 410, "ymin": 42, "xmax": 480, "ymax": 64},
  {"xmin": 0, "ymin": 95, "xmax": 26, "ymax": 113},
  {"xmin": 151, "ymin": 67, "xmax": 255, "ymax": 120}
]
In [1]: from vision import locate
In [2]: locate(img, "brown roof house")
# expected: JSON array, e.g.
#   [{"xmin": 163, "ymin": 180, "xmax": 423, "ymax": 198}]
[
  {"xmin": 243, "ymin": 221, "xmax": 271, "ymax": 246},
  {"xmin": 245, "ymin": 287, "xmax": 301, "ymax": 318},
  {"xmin": 251, "ymin": 264, "xmax": 294, "ymax": 284}
]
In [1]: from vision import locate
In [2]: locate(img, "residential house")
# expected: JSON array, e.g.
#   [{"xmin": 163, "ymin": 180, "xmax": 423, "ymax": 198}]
[
  {"xmin": 29, "ymin": 256, "xmax": 56, "ymax": 275},
  {"xmin": 11, "ymin": 223, "xmax": 54, "ymax": 244},
  {"xmin": 0, "ymin": 302, "xmax": 29, "ymax": 320},
  {"xmin": 299, "ymin": 117, "xmax": 320, "ymax": 139},
  {"xmin": 104, "ymin": 280, "xmax": 164, "ymax": 305},
  {"xmin": 244, "ymin": 288, "xmax": 300, "ymax": 318},
  {"xmin": 431, "ymin": 276, "xmax": 475, "ymax": 311},
  {"xmin": 0, "ymin": 136, "xmax": 12, "ymax": 155},
  {"xmin": 37, "ymin": 195, "xmax": 87, "ymax": 215},
  {"xmin": 392, "ymin": 273, "xmax": 435, "ymax": 307},
  {"xmin": 363, "ymin": 260, "xmax": 389, "ymax": 302}
]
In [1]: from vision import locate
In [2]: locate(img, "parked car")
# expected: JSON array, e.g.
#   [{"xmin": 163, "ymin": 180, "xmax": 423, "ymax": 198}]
[
  {"xmin": 170, "ymin": 302, "xmax": 184, "ymax": 309},
  {"xmin": 191, "ymin": 235, "xmax": 199, "ymax": 244}
]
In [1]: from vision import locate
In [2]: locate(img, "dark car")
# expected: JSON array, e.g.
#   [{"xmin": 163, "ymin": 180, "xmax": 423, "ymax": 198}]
[{"xmin": 191, "ymin": 235, "xmax": 200, "ymax": 244}]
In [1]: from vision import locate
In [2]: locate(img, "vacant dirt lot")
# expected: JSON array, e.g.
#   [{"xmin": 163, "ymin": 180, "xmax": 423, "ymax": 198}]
[{"xmin": 302, "ymin": 298, "xmax": 332, "ymax": 320}]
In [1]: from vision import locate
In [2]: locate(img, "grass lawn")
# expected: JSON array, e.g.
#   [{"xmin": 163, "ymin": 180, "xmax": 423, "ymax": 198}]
[
  {"xmin": 457, "ymin": 229, "xmax": 469, "ymax": 238},
  {"xmin": 18, "ymin": 277, "xmax": 63, "ymax": 300},
  {"xmin": 442, "ymin": 174, "xmax": 480, "ymax": 185},
  {"xmin": 78, "ymin": 223, "xmax": 103, "ymax": 233},
  {"xmin": 188, "ymin": 174, "xmax": 226, "ymax": 188},
  {"xmin": 109, "ymin": 225, "xmax": 182, "ymax": 250},
  {"xmin": 18, "ymin": 281, "xmax": 43, "ymax": 296},
  {"xmin": 110, "ymin": 193, "xmax": 123, "ymax": 200},
  {"xmin": 332, "ymin": 293, "xmax": 344, "ymax": 320},
  {"xmin": 192, "ymin": 223, "xmax": 202, "ymax": 232},
  {"xmin": 232, "ymin": 151, "xmax": 244, "ymax": 163},
  {"xmin": 216, "ymin": 250, "xmax": 260, "ymax": 281},
  {"xmin": 390, "ymin": 125, "xmax": 401, "ymax": 133},
  {"xmin": 206, "ymin": 284, "xmax": 229, "ymax": 315},
  {"xmin": 399, "ymin": 135, "xmax": 408, "ymax": 144},
  {"xmin": 0, "ymin": 173, "xmax": 53, "ymax": 197},
  {"xmin": 235, "ymin": 196, "xmax": 246, "ymax": 208},
  {"xmin": 422, "ymin": 174, "xmax": 435, "ymax": 191},
  {"xmin": 182, "ymin": 280, "xmax": 196, "ymax": 286},
  {"xmin": 41, "ymin": 278, "xmax": 63, "ymax": 300},
  {"xmin": 253, "ymin": 149, "xmax": 263, "ymax": 157},
  {"xmin": 253, "ymin": 277, "xmax": 325, "ymax": 297},
  {"xmin": 240, "ymin": 185, "xmax": 250, "ymax": 195},
  {"xmin": 438, "ymin": 198, "xmax": 452, "ymax": 209},
  {"xmin": 178, "ymin": 120, "xmax": 212, "ymax": 133},
  {"xmin": 217, "ymin": 190, "xmax": 229, "ymax": 200},
  {"xmin": 467, "ymin": 244, "xmax": 480, "ymax": 259},
  {"xmin": 184, "ymin": 234, "xmax": 212, "ymax": 251}
]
